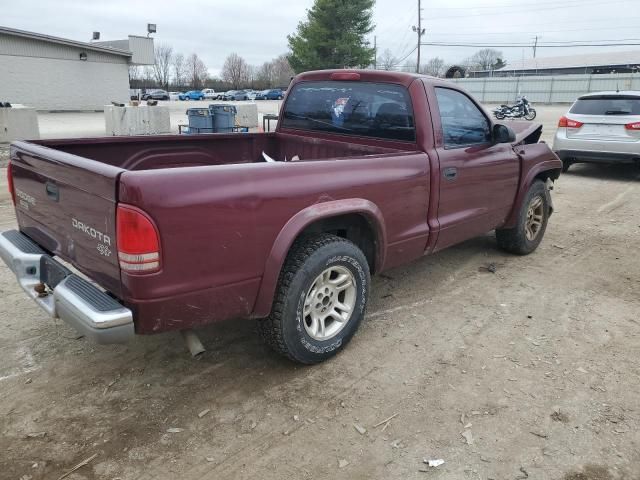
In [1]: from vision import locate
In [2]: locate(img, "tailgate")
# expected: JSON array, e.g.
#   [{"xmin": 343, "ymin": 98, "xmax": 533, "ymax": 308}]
[{"xmin": 10, "ymin": 141, "xmax": 125, "ymax": 297}]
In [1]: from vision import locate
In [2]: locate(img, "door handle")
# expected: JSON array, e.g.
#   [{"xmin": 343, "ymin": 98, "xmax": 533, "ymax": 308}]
[
  {"xmin": 45, "ymin": 181, "xmax": 59, "ymax": 201},
  {"xmin": 443, "ymin": 167, "xmax": 458, "ymax": 180}
]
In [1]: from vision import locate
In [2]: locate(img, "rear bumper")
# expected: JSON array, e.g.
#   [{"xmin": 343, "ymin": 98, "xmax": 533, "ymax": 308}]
[
  {"xmin": 0, "ymin": 230, "xmax": 134, "ymax": 344},
  {"xmin": 554, "ymin": 149, "xmax": 640, "ymax": 164}
]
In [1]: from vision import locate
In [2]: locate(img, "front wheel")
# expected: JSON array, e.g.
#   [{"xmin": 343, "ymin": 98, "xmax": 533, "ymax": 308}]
[
  {"xmin": 525, "ymin": 108, "xmax": 537, "ymax": 120},
  {"xmin": 494, "ymin": 112, "xmax": 505, "ymax": 120},
  {"xmin": 258, "ymin": 234, "xmax": 370, "ymax": 364},
  {"xmin": 496, "ymin": 180, "xmax": 550, "ymax": 255}
]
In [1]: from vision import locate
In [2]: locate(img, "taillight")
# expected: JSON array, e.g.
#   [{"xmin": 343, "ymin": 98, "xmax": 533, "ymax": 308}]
[
  {"xmin": 558, "ymin": 116, "xmax": 583, "ymax": 129},
  {"xmin": 625, "ymin": 122, "xmax": 640, "ymax": 130},
  {"xmin": 7, "ymin": 160, "xmax": 15, "ymax": 205},
  {"xmin": 116, "ymin": 204, "xmax": 160, "ymax": 273}
]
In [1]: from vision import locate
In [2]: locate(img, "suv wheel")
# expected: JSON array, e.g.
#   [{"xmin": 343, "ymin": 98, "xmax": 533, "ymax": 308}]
[
  {"xmin": 496, "ymin": 180, "xmax": 550, "ymax": 255},
  {"xmin": 258, "ymin": 234, "xmax": 370, "ymax": 364}
]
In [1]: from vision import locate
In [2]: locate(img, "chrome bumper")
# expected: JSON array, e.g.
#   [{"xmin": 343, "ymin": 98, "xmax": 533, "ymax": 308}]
[{"xmin": 0, "ymin": 230, "xmax": 134, "ymax": 344}]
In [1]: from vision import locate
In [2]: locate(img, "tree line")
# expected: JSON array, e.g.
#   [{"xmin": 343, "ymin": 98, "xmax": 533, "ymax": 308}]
[
  {"xmin": 376, "ymin": 48, "xmax": 506, "ymax": 77},
  {"xmin": 129, "ymin": 45, "xmax": 294, "ymax": 91}
]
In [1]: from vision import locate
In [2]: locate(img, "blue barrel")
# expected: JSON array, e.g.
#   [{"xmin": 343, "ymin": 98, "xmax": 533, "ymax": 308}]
[
  {"xmin": 186, "ymin": 108, "xmax": 213, "ymax": 133},
  {"xmin": 209, "ymin": 104, "xmax": 237, "ymax": 133}
]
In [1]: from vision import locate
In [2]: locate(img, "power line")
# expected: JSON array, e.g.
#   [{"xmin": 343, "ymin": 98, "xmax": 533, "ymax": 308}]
[
  {"xmin": 422, "ymin": 0, "xmax": 633, "ymax": 19},
  {"xmin": 421, "ymin": 0, "xmax": 625, "ymax": 10},
  {"xmin": 421, "ymin": 41, "xmax": 640, "ymax": 48}
]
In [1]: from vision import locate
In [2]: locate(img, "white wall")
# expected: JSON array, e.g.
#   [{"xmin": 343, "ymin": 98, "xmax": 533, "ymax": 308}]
[{"xmin": 0, "ymin": 55, "xmax": 130, "ymax": 111}]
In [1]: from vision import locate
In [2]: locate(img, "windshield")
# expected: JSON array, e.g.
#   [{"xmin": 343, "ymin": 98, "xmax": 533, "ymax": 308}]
[
  {"xmin": 570, "ymin": 96, "xmax": 640, "ymax": 115},
  {"xmin": 281, "ymin": 81, "xmax": 416, "ymax": 142}
]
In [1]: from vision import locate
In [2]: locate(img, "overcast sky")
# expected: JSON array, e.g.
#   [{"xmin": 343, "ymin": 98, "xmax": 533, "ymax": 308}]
[{"xmin": 4, "ymin": 0, "xmax": 639, "ymax": 75}]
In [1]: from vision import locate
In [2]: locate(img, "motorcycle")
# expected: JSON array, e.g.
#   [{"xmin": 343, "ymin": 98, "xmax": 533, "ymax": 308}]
[{"xmin": 493, "ymin": 96, "xmax": 536, "ymax": 121}]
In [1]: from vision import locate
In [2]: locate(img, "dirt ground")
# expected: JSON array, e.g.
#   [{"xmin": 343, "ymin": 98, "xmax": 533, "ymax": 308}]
[{"xmin": 1, "ymin": 111, "xmax": 639, "ymax": 480}]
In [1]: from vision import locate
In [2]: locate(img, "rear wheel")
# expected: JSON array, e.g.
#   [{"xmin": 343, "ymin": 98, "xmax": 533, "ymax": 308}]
[
  {"xmin": 258, "ymin": 234, "xmax": 370, "ymax": 364},
  {"xmin": 496, "ymin": 180, "xmax": 550, "ymax": 255},
  {"xmin": 561, "ymin": 159, "xmax": 572, "ymax": 173}
]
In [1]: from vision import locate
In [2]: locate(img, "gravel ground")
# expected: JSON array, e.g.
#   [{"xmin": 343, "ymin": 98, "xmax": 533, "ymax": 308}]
[{"xmin": 0, "ymin": 108, "xmax": 639, "ymax": 480}]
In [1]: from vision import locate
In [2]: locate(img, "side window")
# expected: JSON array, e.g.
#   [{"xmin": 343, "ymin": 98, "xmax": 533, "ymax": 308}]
[{"xmin": 435, "ymin": 88, "xmax": 491, "ymax": 148}]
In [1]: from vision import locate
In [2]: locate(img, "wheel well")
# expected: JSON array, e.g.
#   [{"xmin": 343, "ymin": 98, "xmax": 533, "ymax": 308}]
[
  {"xmin": 535, "ymin": 168, "xmax": 561, "ymax": 183},
  {"xmin": 295, "ymin": 214, "xmax": 378, "ymax": 272}
]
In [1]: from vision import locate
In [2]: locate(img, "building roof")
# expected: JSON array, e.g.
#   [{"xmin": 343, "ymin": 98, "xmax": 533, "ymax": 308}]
[
  {"xmin": 497, "ymin": 50, "xmax": 640, "ymax": 72},
  {"xmin": 0, "ymin": 25, "xmax": 132, "ymax": 57}
]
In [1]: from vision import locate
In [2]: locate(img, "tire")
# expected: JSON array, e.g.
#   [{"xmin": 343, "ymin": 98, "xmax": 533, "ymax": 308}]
[
  {"xmin": 494, "ymin": 112, "xmax": 505, "ymax": 120},
  {"xmin": 258, "ymin": 234, "xmax": 370, "ymax": 364},
  {"xmin": 278, "ymin": 95, "xmax": 284, "ymax": 100},
  {"xmin": 561, "ymin": 159, "xmax": 572, "ymax": 173},
  {"xmin": 496, "ymin": 180, "xmax": 550, "ymax": 255},
  {"xmin": 525, "ymin": 108, "xmax": 537, "ymax": 121}
]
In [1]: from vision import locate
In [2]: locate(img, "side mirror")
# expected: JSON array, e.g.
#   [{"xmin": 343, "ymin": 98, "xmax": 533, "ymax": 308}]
[{"xmin": 493, "ymin": 123, "xmax": 516, "ymax": 144}]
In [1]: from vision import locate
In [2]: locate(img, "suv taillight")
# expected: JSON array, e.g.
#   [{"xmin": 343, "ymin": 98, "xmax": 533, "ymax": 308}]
[
  {"xmin": 558, "ymin": 116, "xmax": 583, "ymax": 129},
  {"xmin": 7, "ymin": 160, "xmax": 15, "ymax": 205},
  {"xmin": 116, "ymin": 204, "xmax": 161, "ymax": 273},
  {"xmin": 624, "ymin": 121, "xmax": 640, "ymax": 130}
]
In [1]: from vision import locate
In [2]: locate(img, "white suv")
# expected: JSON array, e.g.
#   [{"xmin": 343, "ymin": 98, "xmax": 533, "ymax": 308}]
[{"xmin": 553, "ymin": 91, "xmax": 640, "ymax": 172}]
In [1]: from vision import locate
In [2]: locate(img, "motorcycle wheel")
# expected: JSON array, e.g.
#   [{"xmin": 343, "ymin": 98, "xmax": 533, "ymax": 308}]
[
  {"xmin": 494, "ymin": 112, "xmax": 506, "ymax": 120},
  {"xmin": 525, "ymin": 109, "xmax": 537, "ymax": 121}
]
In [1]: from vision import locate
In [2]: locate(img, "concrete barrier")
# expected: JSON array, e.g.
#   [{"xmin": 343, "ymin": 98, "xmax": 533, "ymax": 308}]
[
  {"xmin": 104, "ymin": 105, "xmax": 171, "ymax": 136},
  {"xmin": 234, "ymin": 103, "xmax": 259, "ymax": 128},
  {"xmin": 0, "ymin": 106, "xmax": 40, "ymax": 143}
]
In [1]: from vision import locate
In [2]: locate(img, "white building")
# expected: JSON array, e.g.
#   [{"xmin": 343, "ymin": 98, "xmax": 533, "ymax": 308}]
[{"xmin": 0, "ymin": 26, "xmax": 154, "ymax": 111}]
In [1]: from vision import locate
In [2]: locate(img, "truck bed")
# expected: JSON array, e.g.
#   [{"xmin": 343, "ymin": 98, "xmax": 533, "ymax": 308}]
[
  {"xmin": 31, "ymin": 132, "xmax": 409, "ymax": 170},
  {"xmin": 10, "ymin": 132, "xmax": 427, "ymax": 334}
]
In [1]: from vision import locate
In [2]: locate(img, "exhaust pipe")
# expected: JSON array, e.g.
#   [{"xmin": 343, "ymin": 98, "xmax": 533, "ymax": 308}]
[{"xmin": 181, "ymin": 329, "xmax": 205, "ymax": 357}]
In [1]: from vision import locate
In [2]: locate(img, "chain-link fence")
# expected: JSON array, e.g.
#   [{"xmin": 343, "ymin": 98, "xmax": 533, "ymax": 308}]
[{"xmin": 449, "ymin": 73, "xmax": 640, "ymax": 104}]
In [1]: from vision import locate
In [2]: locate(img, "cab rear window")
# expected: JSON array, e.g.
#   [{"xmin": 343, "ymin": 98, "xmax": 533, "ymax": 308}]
[
  {"xmin": 281, "ymin": 81, "xmax": 416, "ymax": 142},
  {"xmin": 570, "ymin": 96, "xmax": 640, "ymax": 115}
]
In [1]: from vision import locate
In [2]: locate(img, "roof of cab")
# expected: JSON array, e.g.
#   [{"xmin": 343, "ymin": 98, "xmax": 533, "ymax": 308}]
[{"xmin": 293, "ymin": 69, "xmax": 438, "ymax": 87}]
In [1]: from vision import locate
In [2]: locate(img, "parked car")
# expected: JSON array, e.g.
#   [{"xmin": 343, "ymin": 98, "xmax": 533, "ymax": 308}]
[
  {"xmin": 1, "ymin": 70, "xmax": 561, "ymax": 364},
  {"xmin": 179, "ymin": 90, "xmax": 205, "ymax": 101},
  {"xmin": 141, "ymin": 89, "xmax": 170, "ymax": 101},
  {"xmin": 256, "ymin": 89, "xmax": 285, "ymax": 100},
  {"xmin": 553, "ymin": 91, "xmax": 640, "ymax": 172},
  {"xmin": 201, "ymin": 88, "xmax": 217, "ymax": 100},
  {"xmin": 169, "ymin": 91, "xmax": 182, "ymax": 101},
  {"xmin": 246, "ymin": 90, "xmax": 258, "ymax": 100},
  {"xmin": 222, "ymin": 90, "xmax": 251, "ymax": 101}
]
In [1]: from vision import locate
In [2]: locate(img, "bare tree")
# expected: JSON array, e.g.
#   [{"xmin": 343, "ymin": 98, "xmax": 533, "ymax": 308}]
[
  {"xmin": 153, "ymin": 44, "xmax": 173, "ymax": 89},
  {"xmin": 256, "ymin": 61, "xmax": 275, "ymax": 89},
  {"xmin": 377, "ymin": 49, "xmax": 397, "ymax": 71},
  {"xmin": 422, "ymin": 57, "xmax": 445, "ymax": 77},
  {"xmin": 271, "ymin": 54, "xmax": 295, "ymax": 87},
  {"xmin": 221, "ymin": 53, "xmax": 250, "ymax": 89},
  {"xmin": 185, "ymin": 53, "xmax": 208, "ymax": 89},
  {"xmin": 469, "ymin": 48, "xmax": 504, "ymax": 71},
  {"xmin": 172, "ymin": 53, "xmax": 185, "ymax": 87}
]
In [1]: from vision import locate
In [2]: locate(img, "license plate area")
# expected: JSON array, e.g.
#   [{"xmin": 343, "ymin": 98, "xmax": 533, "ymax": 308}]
[{"xmin": 40, "ymin": 255, "xmax": 71, "ymax": 289}]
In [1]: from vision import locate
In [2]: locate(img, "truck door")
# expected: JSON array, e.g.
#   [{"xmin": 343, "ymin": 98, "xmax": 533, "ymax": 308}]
[{"xmin": 429, "ymin": 86, "xmax": 519, "ymax": 251}]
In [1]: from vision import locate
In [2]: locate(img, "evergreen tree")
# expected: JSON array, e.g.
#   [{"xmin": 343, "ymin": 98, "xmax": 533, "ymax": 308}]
[{"xmin": 288, "ymin": 0, "xmax": 376, "ymax": 73}]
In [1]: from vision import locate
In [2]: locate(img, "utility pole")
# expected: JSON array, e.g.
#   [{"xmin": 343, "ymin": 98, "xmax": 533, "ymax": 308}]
[
  {"xmin": 533, "ymin": 35, "xmax": 539, "ymax": 58},
  {"xmin": 412, "ymin": 0, "xmax": 425, "ymax": 73},
  {"xmin": 374, "ymin": 35, "xmax": 377, "ymax": 69}
]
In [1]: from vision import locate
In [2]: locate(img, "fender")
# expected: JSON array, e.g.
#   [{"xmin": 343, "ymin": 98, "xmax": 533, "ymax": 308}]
[
  {"xmin": 251, "ymin": 199, "xmax": 388, "ymax": 318},
  {"xmin": 503, "ymin": 150, "xmax": 562, "ymax": 229}
]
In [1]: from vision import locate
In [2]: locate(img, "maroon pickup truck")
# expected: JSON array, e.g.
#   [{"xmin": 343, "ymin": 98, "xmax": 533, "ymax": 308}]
[{"xmin": 1, "ymin": 70, "xmax": 561, "ymax": 364}]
